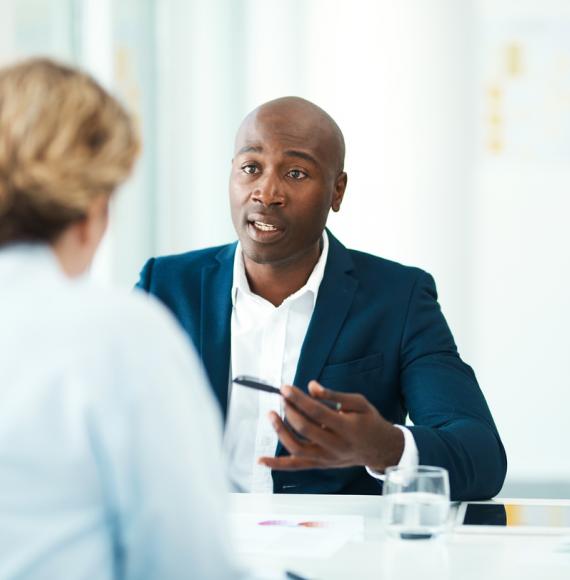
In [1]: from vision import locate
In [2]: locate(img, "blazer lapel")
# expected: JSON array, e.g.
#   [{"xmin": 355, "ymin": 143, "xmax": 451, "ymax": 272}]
[
  {"xmin": 293, "ymin": 231, "xmax": 358, "ymax": 393},
  {"xmin": 200, "ymin": 243, "xmax": 236, "ymax": 420}
]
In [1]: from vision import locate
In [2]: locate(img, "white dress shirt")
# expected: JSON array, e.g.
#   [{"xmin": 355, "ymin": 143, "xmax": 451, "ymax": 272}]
[
  {"xmin": 225, "ymin": 232, "xmax": 418, "ymax": 494},
  {"xmin": 0, "ymin": 244, "xmax": 244, "ymax": 580}
]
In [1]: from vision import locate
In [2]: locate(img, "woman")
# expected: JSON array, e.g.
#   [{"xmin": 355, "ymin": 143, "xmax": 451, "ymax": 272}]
[{"xmin": 0, "ymin": 58, "xmax": 243, "ymax": 579}]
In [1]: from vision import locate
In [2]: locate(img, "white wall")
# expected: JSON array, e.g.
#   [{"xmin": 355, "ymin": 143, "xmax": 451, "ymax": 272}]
[
  {"xmin": 472, "ymin": 0, "xmax": 570, "ymax": 483},
  {"xmin": 0, "ymin": 1, "xmax": 16, "ymax": 61},
  {"xmin": 83, "ymin": 0, "xmax": 161, "ymax": 287},
  {"xmin": 0, "ymin": 0, "xmax": 75, "ymax": 65},
  {"xmin": 154, "ymin": 0, "xmax": 245, "ymax": 256}
]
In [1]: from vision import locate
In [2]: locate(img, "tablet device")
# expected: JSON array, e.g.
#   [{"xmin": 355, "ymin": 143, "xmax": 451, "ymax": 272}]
[{"xmin": 455, "ymin": 499, "xmax": 570, "ymax": 534}]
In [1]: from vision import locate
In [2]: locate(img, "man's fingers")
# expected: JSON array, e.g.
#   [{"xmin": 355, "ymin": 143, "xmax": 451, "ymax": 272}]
[
  {"xmin": 308, "ymin": 380, "xmax": 370, "ymax": 413},
  {"xmin": 282, "ymin": 401, "xmax": 338, "ymax": 449},
  {"xmin": 281, "ymin": 384, "xmax": 343, "ymax": 429},
  {"xmin": 266, "ymin": 412, "xmax": 319, "ymax": 458}
]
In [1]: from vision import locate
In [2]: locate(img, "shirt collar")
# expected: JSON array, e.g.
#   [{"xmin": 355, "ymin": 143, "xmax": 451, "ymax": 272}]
[{"xmin": 231, "ymin": 230, "xmax": 330, "ymax": 308}]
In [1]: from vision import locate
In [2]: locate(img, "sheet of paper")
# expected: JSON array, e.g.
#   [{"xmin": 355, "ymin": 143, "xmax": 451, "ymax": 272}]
[{"xmin": 230, "ymin": 513, "xmax": 364, "ymax": 559}]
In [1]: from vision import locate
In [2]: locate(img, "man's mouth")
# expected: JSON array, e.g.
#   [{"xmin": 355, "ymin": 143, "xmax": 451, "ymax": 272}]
[
  {"xmin": 252, "ymin": 220, "xmax": 278, "ymax": 232},
  {"xmin": 245, "ymin": 216, "xmax": 286, "ymax": 243}
]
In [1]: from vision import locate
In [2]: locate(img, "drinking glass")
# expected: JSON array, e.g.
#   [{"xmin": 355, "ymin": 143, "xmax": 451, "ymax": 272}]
[{"xmin": 383, "ymin": 465, "xmax": 450, "ymax": 540}]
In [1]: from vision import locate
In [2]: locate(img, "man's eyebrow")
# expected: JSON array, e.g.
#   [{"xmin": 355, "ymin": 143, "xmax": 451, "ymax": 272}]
[
  {"xmin": 237, "ymin": 145, "xmax": 262, "ymax": 155},
  {"xmin": 284, "ymin": 150, "xmax": 318, "ymax": 165}
]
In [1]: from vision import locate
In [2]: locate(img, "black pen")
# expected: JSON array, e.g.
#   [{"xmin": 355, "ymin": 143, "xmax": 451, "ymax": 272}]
[{"xmin": 233, "ymin": 375, "xmax": 342, "ymax": 411}]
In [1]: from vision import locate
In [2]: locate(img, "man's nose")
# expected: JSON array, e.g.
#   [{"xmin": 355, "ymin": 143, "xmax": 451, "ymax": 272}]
[{"xmin": 251, "ymin": 174, "xmax": 285, "ymax": 207}]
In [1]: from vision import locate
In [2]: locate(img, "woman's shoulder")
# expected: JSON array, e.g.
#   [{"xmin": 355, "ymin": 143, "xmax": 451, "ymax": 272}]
[{"xmin": 72, "ymin": 281, "xmax": 186, "ymax": 346}]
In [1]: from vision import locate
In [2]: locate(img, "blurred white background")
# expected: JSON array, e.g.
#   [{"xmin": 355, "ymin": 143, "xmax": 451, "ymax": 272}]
[{"xmin": 1, "ymin": 0, "xmax": 569, "ymax": 498}]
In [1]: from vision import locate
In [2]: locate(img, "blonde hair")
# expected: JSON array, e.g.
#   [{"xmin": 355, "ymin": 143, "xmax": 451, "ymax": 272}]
[{"xmin": 0, "ymin": 58, "xmax": 140, "ymax": 244}]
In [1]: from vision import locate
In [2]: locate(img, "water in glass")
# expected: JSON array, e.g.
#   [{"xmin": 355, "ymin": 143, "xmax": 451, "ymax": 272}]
[{"xmin": 383, "ymin": 465, "xmax": 450, "ymax": 540}]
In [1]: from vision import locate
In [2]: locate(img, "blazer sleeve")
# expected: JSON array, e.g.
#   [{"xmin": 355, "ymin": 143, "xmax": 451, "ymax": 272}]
[{"xmin": 401, "ymin": 271, "xmax": 507, "ymax": 501}]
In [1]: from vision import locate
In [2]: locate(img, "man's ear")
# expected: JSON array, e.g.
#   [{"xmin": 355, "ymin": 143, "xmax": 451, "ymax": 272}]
[{"xmin": 331, "ymin": 172, "xmax": 347, "ymax": 212}]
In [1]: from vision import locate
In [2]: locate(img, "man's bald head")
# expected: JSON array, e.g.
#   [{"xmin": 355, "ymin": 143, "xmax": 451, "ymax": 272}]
[
  {"xmin": 229, "ymin": 96, "xmax": 348, "ymax": 269},
  {"xmin": 235, "ymin": 96, "xmax": 345, "ymax": 175}
]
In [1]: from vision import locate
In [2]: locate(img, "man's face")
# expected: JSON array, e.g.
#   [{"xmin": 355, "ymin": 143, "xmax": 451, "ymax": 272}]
[{"xmin": 229, "ymin": 108, "xmax": 345, "ymax": 266}]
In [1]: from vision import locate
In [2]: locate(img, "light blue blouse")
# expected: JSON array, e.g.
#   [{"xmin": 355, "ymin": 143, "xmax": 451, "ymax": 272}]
[{"xmin": 0, "ymin": 244, "xmax": 244, "ymax": 580}]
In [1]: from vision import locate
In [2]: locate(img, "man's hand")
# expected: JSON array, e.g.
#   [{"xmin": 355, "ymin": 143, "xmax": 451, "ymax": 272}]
[{"xmin": 257, "ymin": 380, "xmax": 405, "ymax": 472}]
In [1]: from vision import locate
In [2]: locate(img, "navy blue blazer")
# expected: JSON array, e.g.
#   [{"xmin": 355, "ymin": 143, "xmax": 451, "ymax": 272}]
[{"xmin": 136, "ymin": 231, "xmax": 507, "ymax": 500}]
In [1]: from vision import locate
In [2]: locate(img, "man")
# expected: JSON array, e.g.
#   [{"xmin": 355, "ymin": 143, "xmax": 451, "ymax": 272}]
[{"xmin": 137, "ymin": 97, "xmax": 507, "ymax": 500}]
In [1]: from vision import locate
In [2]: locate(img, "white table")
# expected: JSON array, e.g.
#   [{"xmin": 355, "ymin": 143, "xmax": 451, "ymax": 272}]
[{"xmin": 230, "ymin": 493, "xmax": 570, "ymax": 580}]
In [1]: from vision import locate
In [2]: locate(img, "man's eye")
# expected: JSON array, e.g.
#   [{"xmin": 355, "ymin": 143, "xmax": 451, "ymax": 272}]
[
  {"xmin": 242, "ymin": 164, "xmax": 259, "ymax": 175},
  {"xmin": 288, "ymin": 169, "xmax": 307, "ymax": 180}
]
